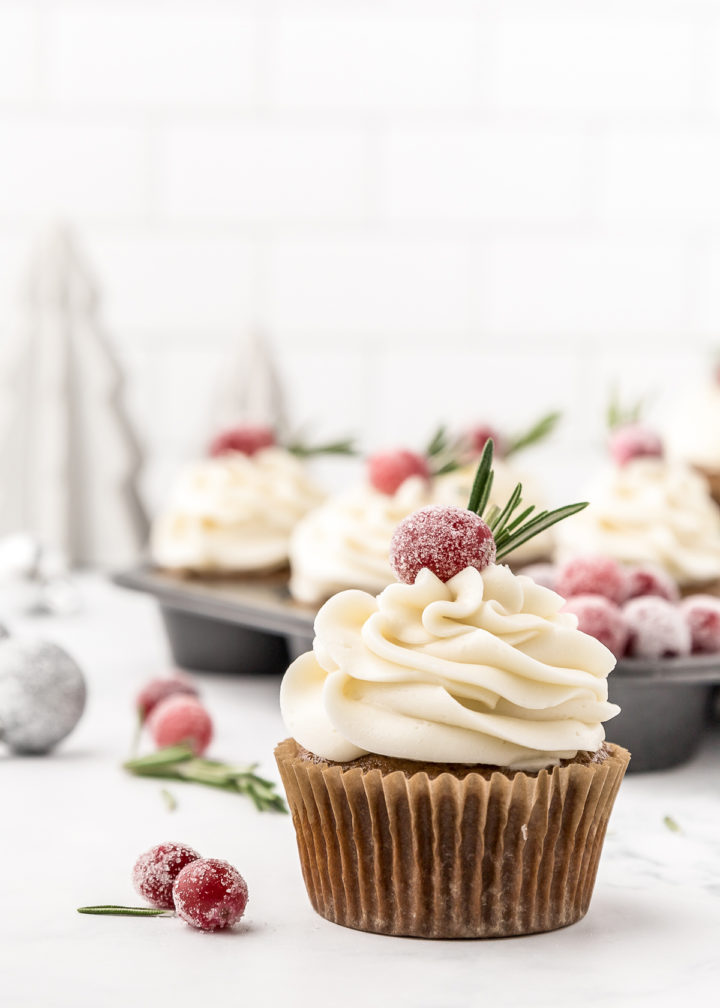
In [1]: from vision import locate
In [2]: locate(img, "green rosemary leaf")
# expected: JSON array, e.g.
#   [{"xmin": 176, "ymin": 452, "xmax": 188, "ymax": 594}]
[
  {"xmin": 663, "ymin": 815, "xmax": 682, "ymax": 834},
  {"xmin": 607, "ymin": 388, "xmax": 644, "ymax": 431},
  {"xmin": 425, "ymin": 424, "xmax": 448, "ymax": 458},
  {"xmin": 496, "ymin": 502, "xmax": 588, "ymax": 560},
  {"xmin": 287, "ymin": 437, "xmax": 357, "ymax": 458},
  {"xmin": 497, "ymin": 504, "xmax": 536, "ymax": 541},
  {"xmin": 505, "ymin": 411, "xmax": 561, "ymax": 458},
  {"xmin": 467, "ymin": 439, "xmax": 494, "ymax": 514},
  {"xmin": 489, "ymin": 483, "xmax": 523, "ymax": 536},
  {"xmin": 123, "ymin": 744, "xmax": 195, "ymax": 773},
  {"xmin": 484, "ymin": 504, "xmax": 501, "ymax": 528},
  {"xmin": 161, "ymin": 788, "xmax": 177, "ymax": 812},
  {"xmin": 433, "ymin": 458, "xmax": 462, "ymax": 477},
  {"xmin": 77, "ymin": 906, "xmax": 173, "ymax": 917}
]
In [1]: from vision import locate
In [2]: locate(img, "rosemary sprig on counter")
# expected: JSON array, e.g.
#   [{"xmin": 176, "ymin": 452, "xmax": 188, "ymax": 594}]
[
  {"xmin": 124, "ymin": 745, "xmax": 288, "ymax": 813},
  {"xmin": 467, "ymin": 439, "xmax": 588, "ymax": 560}
]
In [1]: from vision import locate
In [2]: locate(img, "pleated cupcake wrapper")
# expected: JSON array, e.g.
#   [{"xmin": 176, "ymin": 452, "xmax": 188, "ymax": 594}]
[{"xmin": 275, "ymin": 739, "xmax": 630, "ymax": 939}]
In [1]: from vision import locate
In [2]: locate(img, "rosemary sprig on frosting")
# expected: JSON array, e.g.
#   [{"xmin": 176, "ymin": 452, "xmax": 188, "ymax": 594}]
[
  {"xmin": 504, "ymin": 410, "xmax": 561, "ymax": 458},
  {"xmin": 467, "ymin": 439, "xmax": 588, "ymax": 561}
]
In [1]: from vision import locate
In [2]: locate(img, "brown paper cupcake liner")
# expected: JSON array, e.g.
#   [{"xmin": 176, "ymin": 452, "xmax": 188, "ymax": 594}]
[{"xmin": 275, "ymin": 738, "xmax": 630, "ymax": 939}]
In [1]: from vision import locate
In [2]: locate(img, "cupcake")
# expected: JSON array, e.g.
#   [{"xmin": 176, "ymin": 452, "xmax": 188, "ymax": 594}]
[
  {"xmin": 151, "ymin": 425, "xmax": 334, "ymax": 575},
  {"xmin": 289, "ymin": 448, "xmax": 436, "ymax": 605},
  {"xmin": 555, "ymin": 424, "xmax": 720, "ymax": 590},
  {"xmin": 276, "ymin": 443, "xmax": 629, "ymax": 939}
]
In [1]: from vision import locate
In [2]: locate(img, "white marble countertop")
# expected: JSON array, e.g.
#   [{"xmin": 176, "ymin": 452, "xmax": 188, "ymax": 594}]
[{"xmin": 2, "ymin": 576, "xmax": 719, "ymax": 1008}]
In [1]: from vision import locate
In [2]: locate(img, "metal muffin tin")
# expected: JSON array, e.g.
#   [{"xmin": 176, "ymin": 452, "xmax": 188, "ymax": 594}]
[
  {"xmin": 114, "ymin": 568, "xmax": 315, "ymax": 676},
  {"xmin": 114, "ymin": 568, "xmax": 720, "ymax": 771},
  {"xmin": 608, "ymin": 653, "xmax": 720, "ymax": 772}
]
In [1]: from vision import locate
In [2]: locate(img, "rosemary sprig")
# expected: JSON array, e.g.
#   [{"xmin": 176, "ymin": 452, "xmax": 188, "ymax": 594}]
[
  {"xmin": 124, "ymin": 745, "xmax": 288, "ymax": 814},
  {"xmin": 505, "ymin": 411, "xmax": 561, "ymax": 458},
  {"xmin": 77, "ymin": 906, "xmax": 173, "ymax": 917},
  {"xmin": 423, "ymin": 424, "xmax": 463, "ymax": 476},
  {"xmin": 466, "ymin": 439, "xmax": 588, "ymax": 559},
  {"xmin": 607, "ymin": 387, "xmax": 645, "ymax": 431},
  {"xmin": 286, "ymin": 436, "xmax": 357, "ymax": 458}
]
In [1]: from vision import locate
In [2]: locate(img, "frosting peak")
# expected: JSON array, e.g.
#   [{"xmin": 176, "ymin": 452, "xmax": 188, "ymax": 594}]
[{"xmin": 281, "ymin": 563, "xmax": 619, "ymax": 771}]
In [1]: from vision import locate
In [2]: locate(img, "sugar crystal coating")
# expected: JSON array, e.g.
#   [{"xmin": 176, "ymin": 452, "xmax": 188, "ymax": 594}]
[
  {"xmin": 368, "ymin": 450, "xmax": 430, "ymax": 496},
  {"xmin": 556, "ymin": 555, "xmax": 627, "ymax": 604},
  {"xmin": 622, "ymin": 596, "xmax": 691, "ymax": 659},
  {"xmin": 149, "ymin": 696, "xmax": 213, "ymax": 756},
  {"xmin": 609, "ymin": 424, "xmax": 663, "ymax": 467},
  {"xmin": 136, "ymin": 676, "xmax": 199, "ymax": 722},
  {"xmin": 209, "ymin": 425, "xmax": 275, "ymax": 458},
  {"xmin": 563, "ymin": 595, "xmax": 629, "ymax": 658},
  {"xmin": 680, "ymin": 595, "xmax": 720, "ymax": 654},
  {"xmin": 623, "ymin": 564, "xmax": 679, "ymax": 603},
  {"xmin": 133, "ymin": 842, "xmax": 201, "ymax": 909},
  {"xmin": 390, "ymin": 506, "xmax": 496, "ymax": 585},
  {"xmin": 173, "ymin": 858, "xmax": 248, "ymax": 932}
]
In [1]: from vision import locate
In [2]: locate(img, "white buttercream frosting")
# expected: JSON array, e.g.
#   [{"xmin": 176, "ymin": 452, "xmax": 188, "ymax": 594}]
[
  {"xmin": 555, "ymin": 458, "xmax": 720, "ymax": 586},
  {"xmin": 665, "ymin": 381, "xmax": 720, "ymax": 470},
  {"xmin": 289, "ymin": 477, "xmax": 432, "ymax": 604},
  {"xmin": 433, "ymin": 459, "xmax": 552, "ymax": 564},
  {"xmin": 280, "ymin": 563, "xmax": 619, "ymax": 770},
  {"xmin": 151, "ymin": 448, "xmax": 324, "ymax": 573}
]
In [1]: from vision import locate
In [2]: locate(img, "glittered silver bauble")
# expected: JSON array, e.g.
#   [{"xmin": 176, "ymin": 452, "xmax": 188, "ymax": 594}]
[{"xmin": 0, "ymin": 639, "xmax": 86, "ymax": 754}]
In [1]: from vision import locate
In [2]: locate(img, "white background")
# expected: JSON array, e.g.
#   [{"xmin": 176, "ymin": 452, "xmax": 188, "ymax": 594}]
[{"xmin": 1, "ymin": 0, "xmax": 720, "ymax": 509}]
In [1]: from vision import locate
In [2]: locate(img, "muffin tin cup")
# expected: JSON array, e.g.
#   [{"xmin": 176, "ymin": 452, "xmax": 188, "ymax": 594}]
[
  {"xmin": 608, "ymin": 654, "xmax": 720, "ymax": 773},
  {"xmin": 275, "ymin": 738, "xmax": 630, "ymax": 939}
]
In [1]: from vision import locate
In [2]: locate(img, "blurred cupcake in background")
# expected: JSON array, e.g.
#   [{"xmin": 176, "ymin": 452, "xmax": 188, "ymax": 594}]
[
  {"xmin": 151, "ymin": 425, "xmax": 353, "ymax": 576},
  {"xmin": 433, "ymin": 411, "xmax": 561, "ymax": 565},
  {"xmin": 555, "ymin": 414, "xmax": 720, "ymax": 591},
  {"xmin": 290, "ymin": 437, "xmax": 450, "ymax": 605},
  {"xmin": 664, "ymin": 361, "xmax": 720, "ymax": 506}
]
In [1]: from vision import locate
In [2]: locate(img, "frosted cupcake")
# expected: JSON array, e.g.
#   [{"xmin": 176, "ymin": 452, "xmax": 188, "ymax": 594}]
[
  {"xmin": 289, "ymin": 448, "xmax": 436, "ymax": 604},
  {"xmin": 276, "ymin": 442, "xmax": 629, "ymax": 938},
  {"xmin": 151, "ymin": 425, "xmax": 337, "ymax": 575},
  {"xmin": 555, "ymin": 424, "xmax": 720, "ymax": 588}
]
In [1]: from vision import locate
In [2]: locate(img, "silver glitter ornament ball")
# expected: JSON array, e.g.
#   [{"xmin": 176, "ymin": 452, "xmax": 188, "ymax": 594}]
[{"xmin": 0, "ymin": 639, "xmax": 87, "ymax": 754}]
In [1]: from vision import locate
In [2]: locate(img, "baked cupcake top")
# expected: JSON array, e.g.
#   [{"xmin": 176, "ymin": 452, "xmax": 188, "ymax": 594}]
[
  {"xmin": 152, "ymin": 447, "xmax": 324, "ymax": 573},
  {"xmin": 281, "ymin": 441, "xmax": 619, "ymax": 772}
]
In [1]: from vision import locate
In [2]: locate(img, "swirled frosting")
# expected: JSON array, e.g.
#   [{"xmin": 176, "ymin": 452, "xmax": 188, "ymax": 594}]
[
  {"xmin": 433, "ymin": 459, "xmax": 552, "ymax": 564},
  {"xmin": 151, "ymin": 448, "xmax": 324, "ymax": 573},
  {"xmin": 281, "ymin": 563, "xmax": 619, "ymax": 770},
  {"xmin": 555, "ymin": 458, "xmax": 720, "ymax": 586},
  {"xmin": 289, "ymin": 477, "xmax": 432, "ymax": 604},
  {"xmin": 665, "ymin": 382, "xmax": 720, "ymax": 470}
]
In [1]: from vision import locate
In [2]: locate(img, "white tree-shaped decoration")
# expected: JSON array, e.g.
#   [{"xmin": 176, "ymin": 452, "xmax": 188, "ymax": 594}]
[{"xmin": 0, "ymin": 227, "xmax": 148, "ymax": 567}]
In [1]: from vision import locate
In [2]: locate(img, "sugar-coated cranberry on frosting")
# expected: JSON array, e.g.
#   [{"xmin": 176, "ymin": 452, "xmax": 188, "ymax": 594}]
[
  {"xmin": 390, "ymin": 505, "xmax": 496, "ymax": 585},
  {"xmin": 208, "ymin": 424, "xmax": 275, "ymax": 458},
  {"xmin": 609, "ymin": 424, "xmax": 663, "ymax": 467},
  {"xmin": 368, "ymin": 450, "xmax": 430, "ymax": 496}
]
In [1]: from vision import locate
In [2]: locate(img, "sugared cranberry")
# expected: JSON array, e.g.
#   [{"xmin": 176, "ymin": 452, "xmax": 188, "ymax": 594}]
[
  {"xmin": 609, "ymin": 424, "xmax": 663, "ymax": 467},
  {"xmin": 680, "ymin": 595, "xmax": 720, "ymax": 654},
  {"xmin": 136, "ymin": 676, "xmax": 199, "ymax": 723},
  {"xmin": 133, "ymin": 842, "xmax": 201, "ymax": 910},
  {"xmin": 209, "ymin": 425, "xmax": 275, "ymax": 458},
  {"xmin": 390, "ymin": 506, "xmax": 496, "ymax": 585},
  {"xmin": 518, "ymin": 563, "xmax": 558, "ymax": 592},
  {"xmin": 149, "ymin": 696, "xmax": 213, "ymax": 756},
  {"xmin": 173, "ymin": 858, "xmax": 248, "ymax": 932},
  {"xmin": 563, "ymin": 595, "xmax": 629, "ymax": 658},
  {"xmin": 623, "ymin": 565, "xmax": 679, "ymax": 603},
  {"xmin": 368, "ymin": 450, "xmax": 430, "ymax": 496},
  {"xmin": 623, "ymin": 597, "xmax": 691, "ymax": 659},
  {"xmin": 556, "ymin": 556, "xmax": 627, "ymax": 604},
  {"xmin": 467, "ymin": 425, "xmax": 505, "ymax": 458}
]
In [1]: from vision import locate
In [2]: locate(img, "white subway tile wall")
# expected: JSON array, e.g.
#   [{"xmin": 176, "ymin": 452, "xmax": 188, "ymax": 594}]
[{"xmin": 0, "ymin": 0, "xmax": 718, "ymax": 510}]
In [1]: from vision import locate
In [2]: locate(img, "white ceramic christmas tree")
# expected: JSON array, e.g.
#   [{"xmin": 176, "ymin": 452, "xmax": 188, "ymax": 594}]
[{"xmin": 0, "ymin": 226, "xmax": 148, "ymax": 567}]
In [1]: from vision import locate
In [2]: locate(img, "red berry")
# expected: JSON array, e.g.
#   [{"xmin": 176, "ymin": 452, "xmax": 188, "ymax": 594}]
[
  {"xmin": 149, "ymin": 696, "xmax": 213, "ymax": 756},
  {"xmin": 622, "ymin": 596, "xmax": 691, "ymax": 659},
  {"xmin": 609, "ymin": 424, "xmax": 663, "ymax": 467},
  {"xmin": 209, "ymin": 425, "xmax": 275, "ymax": 458},
  {"xmin": 390, "ymin": 506, "xmax": 496, "ymax": 585},
  {"xmin": 556, "ymin": 556, "xmax": 627, "ymax": 604},
  {"xmin": 368, "ymin": 450, "xmax": 430, "ymax": 496},
  {"xmin": 623, "ymin": 565, "xmax": 679, "ymax": 604},
  {"xmin": 173, "ymin": 858, "xmax": 248, "ymax": 932},
  {"xmin": 467, "ymin": 424, "xmax": 505, "ymax": 458},
  {"xmin": 680, "ymin": 595, "xmax": 720, "ymax": 654},
  {"xmin": 132, "ymin": 842, "xmax": 201, "ymax": 910},
  {"xmin": 563, "ymin": 595, "xmax": 629, "ymax": 658},
  {"xmin": 518, "ymin": 563, "xmax": 558, "ymax": 592},
  {"xmin": 136, "ymin": 677, "xmax": 199, "ymax": 723}
]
